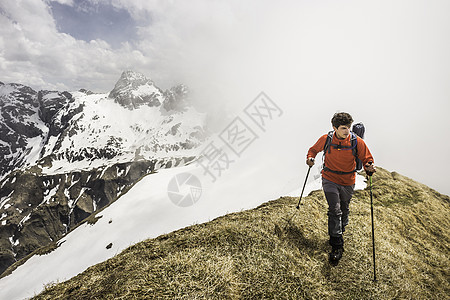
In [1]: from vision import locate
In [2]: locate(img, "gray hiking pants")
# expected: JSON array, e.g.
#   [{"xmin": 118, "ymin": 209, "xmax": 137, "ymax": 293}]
[{"xmin": 322, "ymin": 178, "xmax": 355, "ymax": 248}]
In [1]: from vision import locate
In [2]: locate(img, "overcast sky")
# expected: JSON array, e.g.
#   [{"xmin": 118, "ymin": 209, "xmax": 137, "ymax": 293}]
[{"xmin": 1, "ymin": 0, "xmax": 449, "ymax": 195}]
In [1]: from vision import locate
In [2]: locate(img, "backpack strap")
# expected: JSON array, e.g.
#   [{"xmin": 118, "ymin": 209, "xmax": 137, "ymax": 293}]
[
  {"xmin": 329, "ymin": 132, "xmax": 357, "ymax": 151},
  {"xmin": 323, "ymin": 131, "xmax": 334, "ymax": 154},
  {"xmin": 351, "ymin": 132, "xmax": 364, "ymax": 171},
  {"xmin": 350, "ymin": 132, "xmax": 358, "ymax": 156},
  {"xmin": 322, "ymin": 132, "xmax": 359, "ymax": 174},
  {"xmin": 323, "ymin": 166, "xmax": 356, "ymax": 175}
]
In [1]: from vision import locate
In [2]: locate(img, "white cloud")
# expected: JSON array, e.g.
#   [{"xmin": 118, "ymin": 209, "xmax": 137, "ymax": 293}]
[
  {"xmin": 0, "ymin": 0, "xmax": 153, "ymax": 91},
  {"xmin": 49, "ymin": 0, "xmax": 75, "ymax": 6}
]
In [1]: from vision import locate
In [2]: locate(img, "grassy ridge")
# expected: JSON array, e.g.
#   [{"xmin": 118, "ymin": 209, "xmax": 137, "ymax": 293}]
[{"xmin": 34, "ymin": 168, "xmax": 449, "ymax": 299}]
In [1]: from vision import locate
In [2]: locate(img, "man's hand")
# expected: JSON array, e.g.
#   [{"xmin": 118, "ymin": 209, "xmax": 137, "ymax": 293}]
[
  {"xmin": 306, "ymin": 157, "xmax": 315, "ymax": 167},
  {"xmin": 365, "ymin": 162, "xmax": 376, "ymax": 176}
]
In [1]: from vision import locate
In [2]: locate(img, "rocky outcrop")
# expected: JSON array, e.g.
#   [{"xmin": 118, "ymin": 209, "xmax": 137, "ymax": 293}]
[
  {"xmin": 109, "ymin": 71, "xmax": 163, "ymax": 109},
  {"xmin": 0, "ymin": 84, "xmax": 41, "ymax": 177},
  {"xmin": 0, "ymin": 85, "xmax": 87, "ymax": 179},
  {"xmin": 0, "ymin": 156, "xmax": 195, "ymax": 275},
  {"xmin": 162, "ymin": 84, "xmax": 189, "ymax": 112},
  {"xmin": 37, "ymin": 91, "xmax": 73, "ymax": 125}
]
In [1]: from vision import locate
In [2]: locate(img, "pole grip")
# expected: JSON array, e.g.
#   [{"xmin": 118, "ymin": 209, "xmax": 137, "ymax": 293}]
[{"xmin": 366, "ymin": 161, "xmax": 374, "ymax": 177}]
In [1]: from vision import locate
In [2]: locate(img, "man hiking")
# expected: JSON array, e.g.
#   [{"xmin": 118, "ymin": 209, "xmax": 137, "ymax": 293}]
[{"xmin": 306, "ymin": 112, "xmax": 376, "ymax": 264}]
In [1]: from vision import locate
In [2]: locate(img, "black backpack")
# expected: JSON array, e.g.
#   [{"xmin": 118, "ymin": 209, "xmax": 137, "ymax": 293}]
[{"xmin": 323, "ymin": 122, "xmax": 365, "ymax": 174}]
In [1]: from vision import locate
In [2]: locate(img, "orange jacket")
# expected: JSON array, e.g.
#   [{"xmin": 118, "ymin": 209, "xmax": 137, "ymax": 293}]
[{"xmin": 307, "ymin": 133, "xmax": 374, "ymax": 186}]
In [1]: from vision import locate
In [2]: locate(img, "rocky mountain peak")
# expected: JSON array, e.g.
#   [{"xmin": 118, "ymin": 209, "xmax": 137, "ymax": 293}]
[
  {"xmin": 118, "ymin": 70, "xmax": 152, "ymax": 83},
  {"xmin": 163, "ymin": 84, "xmax": 190, "ymax": 112},
  {"xmin": 0, "ymin": 83, "xmax": 37, "ymax": 106},
  {"xmin": 108, "ymin": 71, "xmax": 163, "ymax": 109}
]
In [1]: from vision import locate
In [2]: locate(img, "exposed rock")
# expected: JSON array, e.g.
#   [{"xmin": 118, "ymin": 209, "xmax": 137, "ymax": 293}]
[
  {"xmin": 37, "ymin": 91, "xmax": 73, "ymax": 125},
  {"xmin": 78, "ymin": 89, "xmax": 94, "ymax": 95},
  {"xmin": 162, "ymin": 84, "xmax": 189, "ymax": 112},
  {"xmin": 0, "ymin": 83, "xmax": 41, "ymax": 177},
  {"xmin": 108, "ymin": 71, "xmax": 163, "ymax": 109}
]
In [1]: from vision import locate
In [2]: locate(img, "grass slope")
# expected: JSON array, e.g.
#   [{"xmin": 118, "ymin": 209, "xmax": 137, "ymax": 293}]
[{"xmin": 34, "ymin": 168, "xmax": 449, "ymax": 299}]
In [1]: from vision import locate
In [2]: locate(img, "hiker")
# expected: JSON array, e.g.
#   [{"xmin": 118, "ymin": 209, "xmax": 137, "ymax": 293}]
[{"xmin": 306, "ymin": 112, "xmax": 376, "ymax": 264}]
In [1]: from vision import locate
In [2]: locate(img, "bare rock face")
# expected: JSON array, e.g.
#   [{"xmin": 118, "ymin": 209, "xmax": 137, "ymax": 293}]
[
  {"xmin": 108, "ymin": 71, "xmax": 163, "ymax": 109},
  {"xmin": 0, "ymin": 84, "xmax": 86, "ymax": 179},
  {"xmin": 0, "ymin": 84, "xmax": 41, "ymax": 177},
  {"xmin": 163, "ymin": 84, "xmax": 190, "ymax": 112},
  {"xmin": 37, "ymin": 91, "xmax": 73, "ymax": 125}
]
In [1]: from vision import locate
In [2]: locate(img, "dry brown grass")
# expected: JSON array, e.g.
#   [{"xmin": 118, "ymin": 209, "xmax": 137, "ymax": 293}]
[{"xmin": 32, "ymin": 167, "xmax": 449, "ymax": 299}]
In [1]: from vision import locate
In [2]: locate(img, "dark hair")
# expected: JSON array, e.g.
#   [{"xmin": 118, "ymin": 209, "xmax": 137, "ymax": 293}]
[{"xmin": 331, "ymin": 112, "xmax": 353, "ymax": 128}]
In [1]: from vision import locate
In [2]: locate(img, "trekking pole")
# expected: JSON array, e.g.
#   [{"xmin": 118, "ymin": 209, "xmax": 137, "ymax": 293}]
[
  {"xmin": 367, "ymin": 164, "xmax": 376, "ymax": 282},
  {"xmin": 296, "ymin": 165, "xmax": 312, "ymax": 209},
  {"xmin": 285, "ymin": 163, "xmax": 312, "ymax": 224}
]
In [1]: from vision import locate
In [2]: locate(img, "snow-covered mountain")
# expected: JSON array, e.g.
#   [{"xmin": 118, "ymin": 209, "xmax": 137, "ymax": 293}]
[{"xmin": 0, "ymin": 71, "xmax": 207, "ymax": 275}]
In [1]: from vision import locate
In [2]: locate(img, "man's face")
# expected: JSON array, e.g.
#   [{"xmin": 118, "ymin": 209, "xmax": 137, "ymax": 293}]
[{"xmin": 333, "ymin": 124, "xmax": 351, "ymax": 139}]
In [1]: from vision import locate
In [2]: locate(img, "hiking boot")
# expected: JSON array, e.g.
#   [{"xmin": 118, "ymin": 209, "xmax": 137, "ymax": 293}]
[{"xmin": 329, "ymin": 247, "xmax": 344, "ymax": 264}]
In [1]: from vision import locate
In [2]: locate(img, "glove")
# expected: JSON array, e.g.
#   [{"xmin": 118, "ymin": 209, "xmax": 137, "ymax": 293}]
[{"xmin": 365, "ymin": 162, "xmax": 375, "ymax": 176}]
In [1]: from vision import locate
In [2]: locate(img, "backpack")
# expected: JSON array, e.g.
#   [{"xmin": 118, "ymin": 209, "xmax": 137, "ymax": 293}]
[{"xmin": 322, "ymin": 122, "xmax": 365, "ymax": 174}]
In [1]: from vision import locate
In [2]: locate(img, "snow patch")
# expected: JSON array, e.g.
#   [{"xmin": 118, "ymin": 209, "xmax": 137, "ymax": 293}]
[
  {"xmin": 117, "ymin": 166, "xmax": 126, "ymax": 177},
  {"xmin": 40, "ymin": 185, "xmax": 59, "ymax": 207},
  {"xmin": 9, "ymin": 236, "xmax": 19, "ymax": 247},
  {"xmin": 0, "ymin": 191, "xmax": 14, "ymax": 209},
  {"xmin": 132, "ymin": 84, "xmax": 159, "ymax": 98},
  {"xmin": 64, "ymin": 189, "xmax": 70, "ymax": 203},
  {"xmin": 74, "ymin": 188, "xmax": 88, "ymax": 206},
  {"xmin": 0, "ymin": 178, "xmax": 8, "ymax": 189},
  {"xmin": 19, "ymin": 214, "xmax": 31, "ymax": 228}
]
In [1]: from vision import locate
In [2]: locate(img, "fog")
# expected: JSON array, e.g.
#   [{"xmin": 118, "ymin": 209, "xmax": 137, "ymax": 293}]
[
  {"xmin": 1, "ymin": 0, "xmax": 449, "ymax": 195},
  {"xmin": 143, "ymin": 0, "xmax": 450, "ymax": 196}
]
